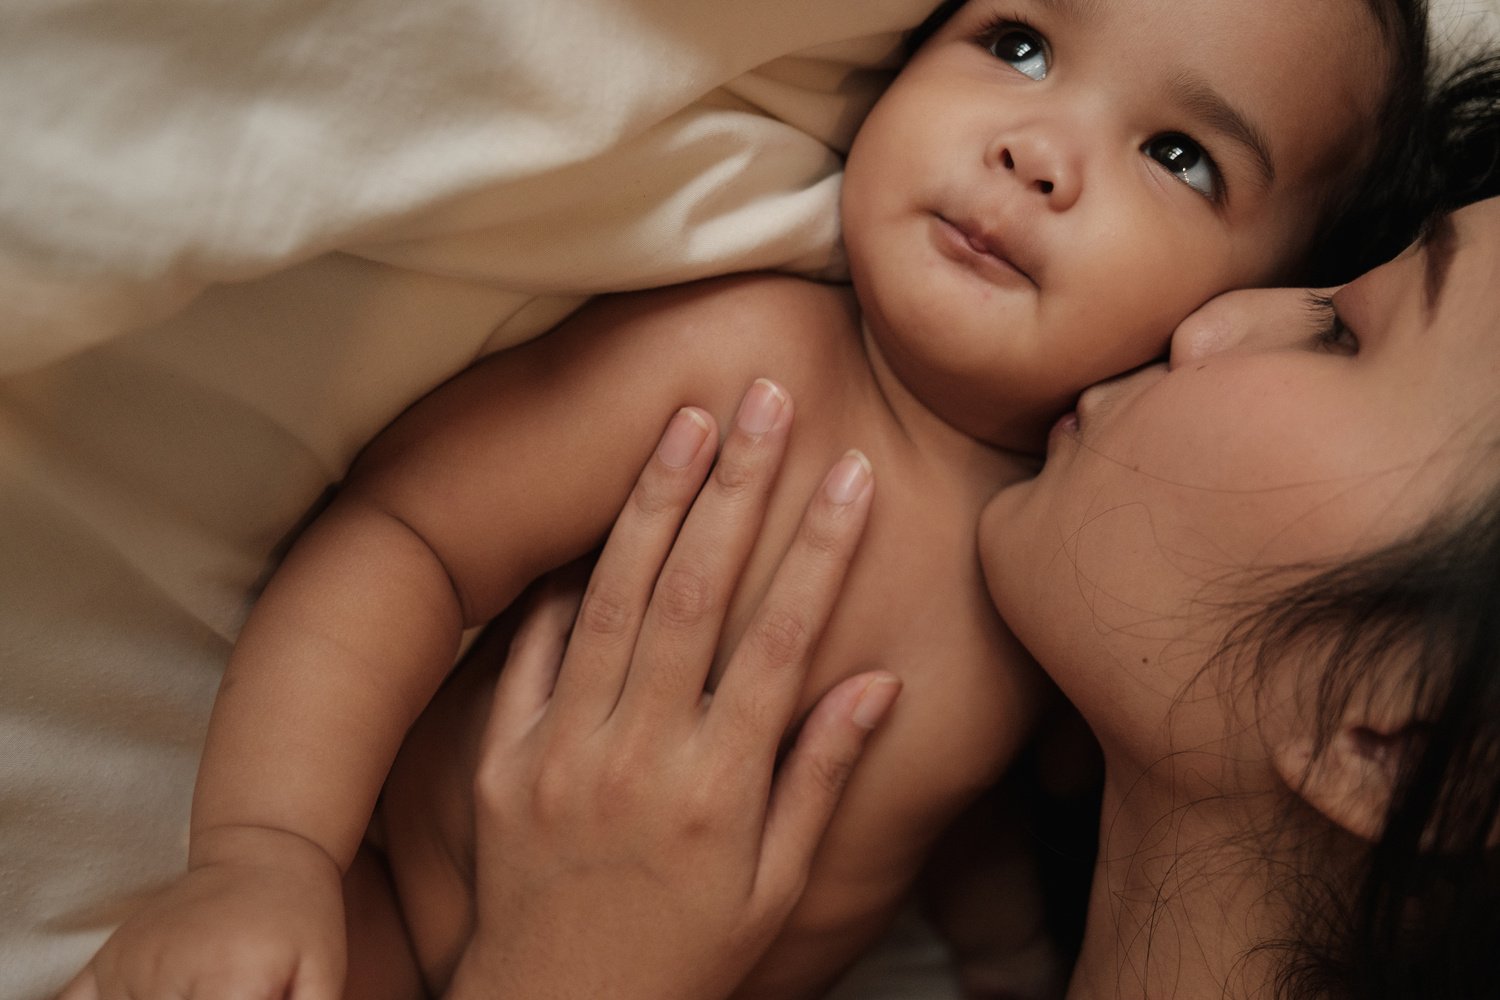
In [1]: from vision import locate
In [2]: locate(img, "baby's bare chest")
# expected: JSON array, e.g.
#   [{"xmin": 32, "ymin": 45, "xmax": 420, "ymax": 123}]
[{"xmin": 712, "ymin": 444, "xmax": 1034, "ymax": 762}]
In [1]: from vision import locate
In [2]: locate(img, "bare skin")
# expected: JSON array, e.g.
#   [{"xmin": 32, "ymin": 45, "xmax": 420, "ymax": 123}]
[
  {"xmin": 66, "ymin": 0, "xmax": 1396, "ymax": 997},
  {"xmin": 414, "ymin": 198, "xmax": 1500, "ymax": 1000},
  {"xmin": 347, "ymin": 275, "xmax": 1042, "ymax": 998}
]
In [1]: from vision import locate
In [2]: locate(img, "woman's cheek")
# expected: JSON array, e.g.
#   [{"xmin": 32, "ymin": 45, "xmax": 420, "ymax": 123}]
[{"xmin": 986, "ymin": 449, "xmax": 1215, "ymax": 635}]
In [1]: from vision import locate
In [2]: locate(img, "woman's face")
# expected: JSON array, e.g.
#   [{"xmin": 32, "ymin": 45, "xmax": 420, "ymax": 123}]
[{"xmin": 979, "ymin": 196, "xmax": 1500, "ymax": 764}]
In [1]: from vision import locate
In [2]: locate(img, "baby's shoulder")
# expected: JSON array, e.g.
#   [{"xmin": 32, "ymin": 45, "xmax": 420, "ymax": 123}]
[{"xmin": 572, "ymin": 273, "xmax": 862, "ymax": 372}]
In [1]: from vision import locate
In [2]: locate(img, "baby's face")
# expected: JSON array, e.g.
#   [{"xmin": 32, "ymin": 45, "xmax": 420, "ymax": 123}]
[{"xmin": 842, "ymin": 0, "xmax": 1390, "ymax": 451}]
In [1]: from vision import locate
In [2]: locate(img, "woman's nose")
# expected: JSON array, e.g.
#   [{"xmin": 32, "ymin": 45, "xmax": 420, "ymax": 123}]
[
  {"xmin": 990, "ymin": 130, "xmax": 1081, "ymax": 210},
  {"xmin": 1168, "ymin": 287, "xmax": 1329, "ymax": 368}
]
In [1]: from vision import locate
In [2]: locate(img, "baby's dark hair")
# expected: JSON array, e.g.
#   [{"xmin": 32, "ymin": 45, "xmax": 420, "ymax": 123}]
[
  {"xmin": 1217, "ymin": 464, "xmax": 1500, "ymax": 1000},
  {"xmin": 1299, "ymin": 0, "xmax": 1429, "ymax": 284},
  {"xmin": 1302, "ymin": 1, "xmax": 1500, "ymax": 284}
]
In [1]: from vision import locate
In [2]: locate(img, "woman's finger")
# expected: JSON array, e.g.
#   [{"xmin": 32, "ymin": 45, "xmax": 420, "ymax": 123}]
[
  {"xmin": 546, "ymin": 407, "xmax": 717, "ymax": 726},
  {"xmin": 706, "ymin": 449, "xmax": 873, "ymax": 759},
  {"xmin": 616, "ymin": 379, "xmax": 792, "ymax": 717},
  {"xmin": 486, "ymin": 564, "xmax": 590, "ymax": 741},
  {"xmin": 757, "ymin": 672, "xmax": 901, "ymax": 903}
]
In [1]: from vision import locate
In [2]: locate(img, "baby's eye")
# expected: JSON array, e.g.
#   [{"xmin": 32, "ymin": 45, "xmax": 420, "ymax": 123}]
[
  {"xmin": 1143, "ymin": 134, "xmax": 1220, "ymax": 200},
  {"xmin": 1306, "ymin": 293, "xmax": 1360, "ymax": 355},
  {"xmin": 987, "ymin": 25, "xmax": 1049, "ymax": 81}
]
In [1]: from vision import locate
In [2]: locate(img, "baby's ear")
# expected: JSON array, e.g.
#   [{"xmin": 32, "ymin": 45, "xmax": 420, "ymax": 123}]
[{"xmin": 1272, "ymin": 721, "xmax": 1421, "ymax": 842}]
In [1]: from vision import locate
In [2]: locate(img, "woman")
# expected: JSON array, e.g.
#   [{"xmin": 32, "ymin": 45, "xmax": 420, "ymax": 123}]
[{"xmin": 440, "ymin": 195, "xmax": 1500, "ymax": 999}]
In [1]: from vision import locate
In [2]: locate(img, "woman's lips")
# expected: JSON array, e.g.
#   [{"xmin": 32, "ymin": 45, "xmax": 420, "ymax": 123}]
[
  {"xmin": 1073, "ymin": 363, "xmax": 1169, "ymax": 432},
  {"xmin": 931, "ymin": 215, "xmax": 1036, "ymax": 289},
  {"xmin": 1045, "ymin": 410, "xmax": 1080, "ymax": 455}
]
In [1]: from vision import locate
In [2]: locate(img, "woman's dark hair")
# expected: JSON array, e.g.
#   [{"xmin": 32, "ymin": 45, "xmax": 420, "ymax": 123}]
[
  {"xmin": 1217, "ymin": 58, "xmax": 1500, "ymax": 983},
  {"xmin": 1219, "ymin": 472, "xmax": 1500, "ymax": 1000}
]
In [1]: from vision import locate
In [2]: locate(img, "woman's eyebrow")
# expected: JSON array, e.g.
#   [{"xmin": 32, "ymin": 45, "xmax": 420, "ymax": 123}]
[
  {"xmin": 1171, "ymin": 76, "xmax": 1277, "ymax": 192},
  {"xmin": 1422, "ymin": 213, "xmax": 1458, "ymax": 317}
]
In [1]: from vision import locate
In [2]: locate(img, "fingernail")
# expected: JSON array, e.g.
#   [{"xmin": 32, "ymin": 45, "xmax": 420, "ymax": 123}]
[
  {"xmin": 657, "ymin": 408, "xmax": 710, "ymax": 468},
  {"xmin": 735, "ymin": 378, "xmax": 786, "ymax": 435},
  {"xmin": 823, "ymin": 450, "xmax": 872, "ymax": 505},
  {"xmin": 852, "ymin": 676, "xmax": 901, "ymax": 730}
]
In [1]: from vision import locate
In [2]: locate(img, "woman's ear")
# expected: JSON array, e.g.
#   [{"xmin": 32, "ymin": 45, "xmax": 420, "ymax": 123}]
[{"xmin": 1272, "ymin": 722, "xmax": 1421, "ymax": 842}]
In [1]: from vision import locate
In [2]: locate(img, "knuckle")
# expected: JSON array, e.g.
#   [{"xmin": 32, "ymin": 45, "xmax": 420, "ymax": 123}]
[
  {"xmin": 594, "ymin": 752, "xmax": 647, "ymax": 813},
  {"xmin": 577, "ymin": 583, "xmax": 635, "ymax": 640},
  {"xmin": 797, "ymin": 507, "xmax": 847, "ymax": 558},
  {"xmin": 473, "ymin": 754, "xmax": 509, "ymax": 808},
  {"xmin": 681, "ymin": 777, "xmax": 727, "ymax": 831},
  {"xmin": 654, "ymin": 564, "xmax": 716, "ymax": 628},
  {"xmin": 809, "ymin": 750, "xmax": 857, "ymax": 798},
  {"xmin": 710, "ymin": 448, "xmax": 761, "ymax": 501},
  {"xmin": 748, "ymin": 606, "xmax": 809, "ymax": 667},
  {"xmin": 629, "ymin": 471, "xmax": 680, "ymax": 519},
  {"xmin": 677, "ymin": 805, "xmax": 719, "ymax": 843},
  {"xmin": 529, "ymin": 757, "xmax": 578, "ymax": 824}
]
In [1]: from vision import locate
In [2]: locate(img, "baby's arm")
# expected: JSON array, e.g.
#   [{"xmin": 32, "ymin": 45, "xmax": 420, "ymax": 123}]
[{"xmin": 77, "ymin": 283, "xmax": 779, "ymax": 1000}]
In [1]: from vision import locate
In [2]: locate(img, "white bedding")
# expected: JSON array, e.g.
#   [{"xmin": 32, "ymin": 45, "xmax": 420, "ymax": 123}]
[{"xmin": 2, "ymin": 1, "xmax": 1496, "ymax": 998}]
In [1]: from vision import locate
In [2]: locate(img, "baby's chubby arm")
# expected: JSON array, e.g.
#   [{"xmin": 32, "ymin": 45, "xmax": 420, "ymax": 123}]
[{"xmin": 70, "ymin": 280, "xmax": 802, "ymax": 1000}]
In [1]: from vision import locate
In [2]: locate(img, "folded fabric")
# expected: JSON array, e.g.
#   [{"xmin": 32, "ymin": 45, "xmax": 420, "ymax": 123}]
[
  {"xmin": 0, "ymin": 3, "xmax": 939, "ymax": 996},
  {"xmin": 3, "ymin": 2, "xmax": 1497, "ymax": 998}
]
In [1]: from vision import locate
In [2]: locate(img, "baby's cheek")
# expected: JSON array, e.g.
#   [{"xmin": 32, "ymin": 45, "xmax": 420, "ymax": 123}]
[
  {"xmin": 1071, "ymin": 307, "xmax": 1173, "ymax": 388},
  {"xmin": 1084, "ymin": 259, "xmax": 1221, "ymax": 375}
]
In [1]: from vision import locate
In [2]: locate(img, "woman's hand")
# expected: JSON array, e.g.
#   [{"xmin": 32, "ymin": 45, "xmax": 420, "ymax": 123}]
[{"xmin": 447, "ymin": 382, "xmax": 899, "ymax": 1000}]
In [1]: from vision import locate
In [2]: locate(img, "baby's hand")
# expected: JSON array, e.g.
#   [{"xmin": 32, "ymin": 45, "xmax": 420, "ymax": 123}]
[{"xmin": 60, "ymin": 829, "xmax": 345, "ymax": 1000}]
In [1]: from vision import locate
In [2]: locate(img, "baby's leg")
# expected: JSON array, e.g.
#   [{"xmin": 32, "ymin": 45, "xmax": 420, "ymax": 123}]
[
  {"xmin": 923, "ymin": 708, "xmax": 1100, "ymax": 1000},
  {"xmin": 924, "ymin": 786, "xmax": 1066, "ymax": 1000}
]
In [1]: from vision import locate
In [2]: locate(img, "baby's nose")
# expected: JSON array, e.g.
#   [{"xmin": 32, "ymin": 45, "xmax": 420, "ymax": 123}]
[{"xmin": 993, "ymin": 131, "xmax": 1081, "ymax": 210}]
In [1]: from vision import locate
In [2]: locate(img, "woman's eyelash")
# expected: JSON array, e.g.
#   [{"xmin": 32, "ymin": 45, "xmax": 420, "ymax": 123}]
[{"xmin": 1305, "ymin": 292, "xmax": 1360, "ymax": 355}]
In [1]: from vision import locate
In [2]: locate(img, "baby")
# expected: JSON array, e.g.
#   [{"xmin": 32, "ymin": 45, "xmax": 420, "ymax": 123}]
[{"xmin": 75, "ymin": 1, "xmax": 1433, "ymax": 998}]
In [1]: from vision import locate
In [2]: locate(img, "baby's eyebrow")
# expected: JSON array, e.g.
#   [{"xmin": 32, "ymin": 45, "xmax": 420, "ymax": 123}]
[
  {"xmin": 1028, "ymin": 0, "xmax": 1106, "ymax": 20},
  {"xmin": 1170, "ymin": 75, "xmax": 1277, "ymax": 193}
]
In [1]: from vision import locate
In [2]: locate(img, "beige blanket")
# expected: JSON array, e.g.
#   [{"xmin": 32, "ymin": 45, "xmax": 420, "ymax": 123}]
[{"xmin": 2, "ymin": 1, "xmax": 1496, "ymax": 997}]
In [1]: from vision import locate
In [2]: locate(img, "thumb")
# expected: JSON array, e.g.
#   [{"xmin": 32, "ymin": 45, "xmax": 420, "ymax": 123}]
[
  {"xmin": 54, "ymin": 966, "xmax": 100, "ymax": 1000},
  {"xmin": 756, "ymin": 672, "xmax": 901, "ymax": 903}
]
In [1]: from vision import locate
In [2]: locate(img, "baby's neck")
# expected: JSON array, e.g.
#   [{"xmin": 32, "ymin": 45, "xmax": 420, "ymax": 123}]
[
  {"xmin": 1066, "ymin": 767, "xmax": 1297, "ymax": 1000},
  {"xmin": 857, "ymin": 320, "xmax": 1037, "ymax": 470}
]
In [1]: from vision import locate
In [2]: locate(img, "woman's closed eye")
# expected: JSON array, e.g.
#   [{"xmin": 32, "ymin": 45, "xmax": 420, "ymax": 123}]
[
  {"xmin": 981, "ymin": 20, "xmax": 1049, "ymax": 81},
  {"xmin": 1144, "ymin": 133, "xmax": 1222, "ymax": 202},
  {"xmin": 1305, "ymin": 292, "xmax": 1360, "ymax": 355}
]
